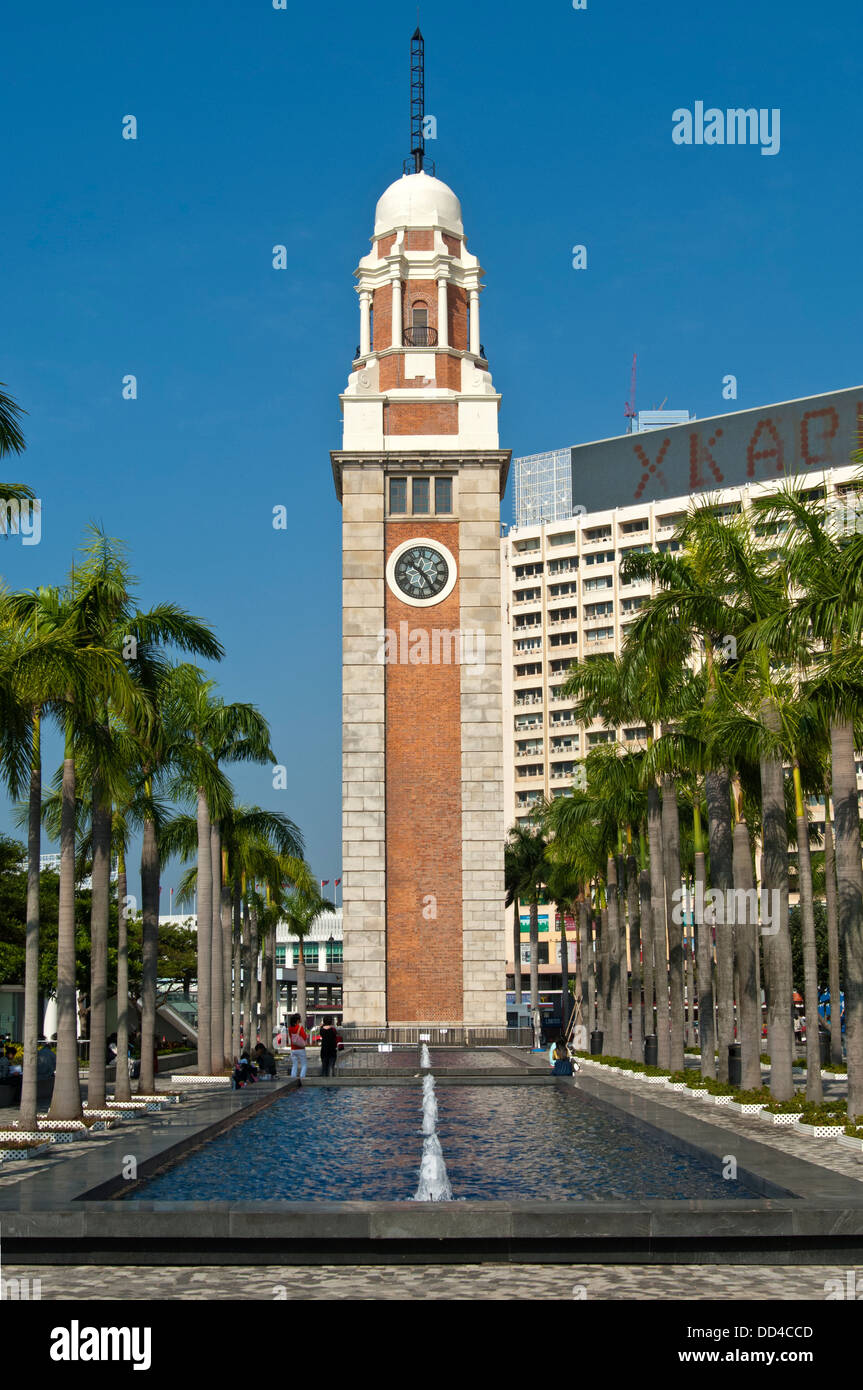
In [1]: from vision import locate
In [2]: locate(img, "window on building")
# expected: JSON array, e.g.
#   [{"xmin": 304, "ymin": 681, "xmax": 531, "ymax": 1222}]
[
  {"xmin": 389, "ymin": 477, "xmax": 407, "ymax": 513},
  {"xmin": 325, "ymin": 940, "xmax": 343, "ymax": 965},
  {"xmin": 549, "ymin": 531, "xmax": 576, "ymax": 547},
  {"xmin": 275, "ymin": 945, "xmax": 287, "ymax": 966},
  {"xmin": 435, "ymin": 477, "xmax": 453, "ymax": 513},
  {"xmin": 412, "ymin": 477, "xmax": 430, "ymax": 513},
  {"xmin": 585, "ymin": 549, "xmax": 615, "ymax": 566}
]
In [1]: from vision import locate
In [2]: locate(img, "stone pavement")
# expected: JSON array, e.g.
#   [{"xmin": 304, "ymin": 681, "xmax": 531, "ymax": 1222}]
[{"xmin": 3, "ymin": 1262, "xmax": 858, "ymax": 1300}]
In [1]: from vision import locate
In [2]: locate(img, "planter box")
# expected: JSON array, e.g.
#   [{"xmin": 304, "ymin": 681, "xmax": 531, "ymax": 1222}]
[
  {"xmin": 712, "ymin": 1095, "xmax": 736, "ymax": 1106},
  {"xmin": 644, "ymin": 1076, "xmax": 670, "ymax": 1086},
  {"xmin": 169, "ymin": 1074, "xmax": 231, "ymax": 1086},
  {"xmin": 0, "ymin": 1143, "xmax": 51, "ymax": 1162},
  {"xmin": 837, "ymin": 1133, "xmax": 863, "ymax": 1153},
  {"xmin": 797, "ymin": 1122, "xmax": 844, "ymax": 1139},
  {"xmin": 666, "ymin": 1083, "xmax": 689, "ymax": 1092},
  {"xmin": 760, "ymin": 1111, "xmax": 804, "ymax": 1125},
  {"xmin": 727, "ymin": 1101, "xmax": 767, "ymax": 1114}
]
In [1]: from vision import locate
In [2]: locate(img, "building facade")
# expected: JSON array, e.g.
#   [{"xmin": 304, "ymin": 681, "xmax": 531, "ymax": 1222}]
[{"xmin": 332, "ymin": 169, "xmax": 510, "ymax": 1027}]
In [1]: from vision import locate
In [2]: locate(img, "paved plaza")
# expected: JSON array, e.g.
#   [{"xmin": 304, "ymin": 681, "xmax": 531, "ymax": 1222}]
[{"xmin": 3, "ymin": 1261, "xmax": 858, "ymax": 1300}]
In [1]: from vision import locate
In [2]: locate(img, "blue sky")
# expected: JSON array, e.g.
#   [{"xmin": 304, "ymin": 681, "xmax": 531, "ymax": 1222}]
[{"xmin": 2, "ymin": 0, "xmax": 861, "ymax": 896}]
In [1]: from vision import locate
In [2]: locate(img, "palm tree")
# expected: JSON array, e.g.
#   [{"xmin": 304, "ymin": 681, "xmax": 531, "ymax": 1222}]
[
  {"xmin": 0, "ymin": 590, "xmax": 82, "ymax": 1128},
  {"xmin": 505, "ymin": 824, "xmax": 552, "ymax": 1022},
  {"xmin": 0, "ymin": 383, "xmax": 27, "ymax": 459},
  {"xmin": 161, "ymin": 666, "xmax": 232, "ymax": 1075},
  {"xmin": 279, "ymin": 887, "xmax": 334, "ymax": 1027},
  {"xmin": 752, "ymin": 481, "xmax": 863, "ymax": 1116},
  {"xmin": 166, "ymin": 806, "xmax": 307, "ymax": 1058}
]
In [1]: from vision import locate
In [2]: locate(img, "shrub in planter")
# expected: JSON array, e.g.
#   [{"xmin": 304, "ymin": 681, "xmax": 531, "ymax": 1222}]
[
  {"xmin": 703, "ymin": 1078, "xmax": 735, "ymax": 1096},
  {"xmin": 732, "ymin": 1087, "xmax": 773, "ymax": 1106}
]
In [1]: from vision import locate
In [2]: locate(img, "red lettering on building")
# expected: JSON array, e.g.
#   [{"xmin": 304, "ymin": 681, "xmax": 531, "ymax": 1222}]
[
  {"xmin": 689, "ymin": 427, "xmax": 725, "ymax": 491},
  {"xmin": 800, "ymin": 407, "xmax": 840, "ymax": 468},
  {"xmin": 633, "ymin": 436, "xmax": 672, "ymax": 500},
  {"xmin": 746, "ymin": 417, "xmax": 784, "ymax": 477}
]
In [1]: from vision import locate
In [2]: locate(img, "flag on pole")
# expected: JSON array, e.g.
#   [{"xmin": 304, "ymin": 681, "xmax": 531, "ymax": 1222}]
[
  {"xmin": 334, "ymin": 878, "xmax": 341, "ymax": 887},
  {"xmin": 321, "ymin": 880, "xmax": 330, "ymax": 888}
]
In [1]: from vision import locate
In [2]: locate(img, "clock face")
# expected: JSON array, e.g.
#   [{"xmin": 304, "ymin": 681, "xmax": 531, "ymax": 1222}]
[
  {"xmin": 393, "ymin": 545, "xmax": 450, "ymax": 601},
  {"xmin": 386, "ymin": 537, "xmax": 458, "ymax": 607}
]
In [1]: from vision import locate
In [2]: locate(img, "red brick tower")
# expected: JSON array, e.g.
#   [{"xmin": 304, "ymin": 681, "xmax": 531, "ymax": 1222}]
[{"xmin": 331, "ymin": 33, "xmax": 509, "ymax": 1027}]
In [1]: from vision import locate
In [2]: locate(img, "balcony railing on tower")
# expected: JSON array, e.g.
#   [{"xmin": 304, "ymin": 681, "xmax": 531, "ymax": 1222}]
[{"xmin": 402, "ymin": 325, "xmax": 438, "ymax": 347}]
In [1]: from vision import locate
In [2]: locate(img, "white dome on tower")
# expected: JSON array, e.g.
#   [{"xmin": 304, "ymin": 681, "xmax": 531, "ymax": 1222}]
[{"xmin": 373, "ymin": 170, "xmax": 464, "ymax": 237}]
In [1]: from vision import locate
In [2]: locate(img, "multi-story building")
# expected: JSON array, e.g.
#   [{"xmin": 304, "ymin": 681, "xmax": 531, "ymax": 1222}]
[{"xmin": 501, "ymin": 456, "xmax": 863, "ymax": 995}]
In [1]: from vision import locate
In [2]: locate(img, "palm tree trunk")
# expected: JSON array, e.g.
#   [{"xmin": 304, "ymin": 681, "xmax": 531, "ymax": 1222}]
[
  {"xmin": 49, "ymin": 722, "xmax": 83, "ymax": 1120},
  {"xmin": 231, "ymin": 880, "xmax": 242, "ymax": 1059},
  {"xmin": 597, "ymin": 904, "xmax": 608, "ymax": 1039},
  {"xmin": 20, "ymin": 709, "xmax": 42, "ymax": 1132},
  {"xmin": 760, "ymin": 711, "xmax": 793, "ymax": 1102},
  {"xmin": 694, "ymin": 844, "xmax": 716, "ymax": 1080},
  {"xmin": 639, "ymin": 861, "xmax": 655, "ymax": 1047},
  {"xmin": 512, "ymin": 904, "xmax": 522, "ymax": 1014},
  {"xmin": 249, "ymin": 903, "xmax": 260, "ymax": 1046},
  {"xmin": 242, "ymin": 896, "xmax": 252, "ymax": 1043},
  {"xmin": 114, "ymin": 847, "xmax": 132, "ymax": 1102},
  {"xmin": 271, "ymin": 929, "xmax": 279, "ymax": 1042},
  {"xmin": 648, "ymin": 783, "xmax": 669, "ymax": 1068},
  {"xmin": 195, "ymin": 790, "xmax": 213, "ymax": 1075},
  {"xmin": 86, "ymin": 785, "xmax": 112, "ymax": 1109},
  {"xmin": 793, "ymin": 765, "xmax": 823, "ymax": 1102},
  {"xmin": 823, "ymin": 786, "xmax": 843, "ymax": 1065},
  {"xmin": 528, "ymin": 899, "xmax": 539, "ymax": 1013},
  {"xmin": 221, "ymin": 876, "xmax": 232, "ymax": 1069},
  {"xmin": 831, "ymin": 718, "xmax": 863, "ymax": 1118},
  {"xmin": 296, "ymin": 939, "xmax": 307, "ymax": 1029},
  {"xmin": 733, "ymin": 817, "xmax": 761, "ymax": 1090},
  {"xmin": 558, "ymin": 908, "xmax": 570, "ymax": 1037},
  {"xmin": 661, "ymin": 776, "xmax": 685, "ymax": 1073},
  {"xmin": 209, "ymin": 822, "xmax": 223, "ymax": 1074},
  {"xmin": 260, "ymin": 925, "xmax": 270, "ymax": 1044},
  {"xmin": 139, "ymin": 804, "xmax": 160, "ymax": 1094},
  {"xmin": 616, "ymin": 854, "xmax": 630, "ymax": 1057},
  {"xmin": 627, "ymin": 852, "xmax": 643, "ymax": 1065},
  {"xmin": 576, "ymin": 900, "xmax": 589, "ymax": 1043},
  {"xmin": 605, "ymin": 858, "xmax": 622, "ymax": 1055},
  {"xmin": 706, "ymin": 768, "xmax": 735, "ymax": 1081},
  {"xmin": 587, "ymin": 906, "xmax": 597, "ymax": 1035}
]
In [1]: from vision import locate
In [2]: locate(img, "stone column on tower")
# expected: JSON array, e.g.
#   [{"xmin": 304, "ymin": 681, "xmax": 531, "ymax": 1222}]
[{"xmin": 333, "ymin": 169, "xmax": 510, "ymax": 1029}]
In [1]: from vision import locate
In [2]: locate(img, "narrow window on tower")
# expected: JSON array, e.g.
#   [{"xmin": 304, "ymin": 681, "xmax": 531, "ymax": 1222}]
[
  {"xmin": 411, "ymin": 302, "xmax": 429, "ymax": 346},
  {"xmin": 389, "ymin": 477, "xmax": 408, "ymax": 514},
  {"xmin": 412, "ymin": 477, "xmax": 430, "ymax": 514},
  {"xmin": 435, "ymin": 477, "xmax": 453, "ymax": 514}
]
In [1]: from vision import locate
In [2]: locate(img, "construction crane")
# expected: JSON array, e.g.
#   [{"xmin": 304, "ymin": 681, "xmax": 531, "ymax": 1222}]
[{"xmin": 624, "ymin": 353, "xmax": 637, "ymax": 432}]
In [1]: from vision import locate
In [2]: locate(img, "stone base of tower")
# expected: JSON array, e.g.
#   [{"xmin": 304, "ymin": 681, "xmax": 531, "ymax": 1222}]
[{"xmin": 341, "ymin": 905, "xmax": 508, "ymax": 1028}]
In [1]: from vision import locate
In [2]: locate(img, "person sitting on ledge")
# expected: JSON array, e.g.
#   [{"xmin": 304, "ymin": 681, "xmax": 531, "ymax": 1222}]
[
  {"xmin": 232, "ymin": 1051, "xmax": 258, "ymax": 1089},
  {"xmin": 549, "ymin": 1037, "xmax": 578, "ymax": 1077},
  {"xmin": 253, "ymin": 1042, "xmax": 277, "ymax": 1078}
]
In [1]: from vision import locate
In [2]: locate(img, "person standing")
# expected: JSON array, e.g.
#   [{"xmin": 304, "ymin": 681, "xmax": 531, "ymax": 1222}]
[
  {"xmin": 319, "ymin": 1017, "xmax": 339, "ymax": 1078},
  {"xmin": 288, "ymin": 1013, "xmax": 308, "ymax": 1085}
]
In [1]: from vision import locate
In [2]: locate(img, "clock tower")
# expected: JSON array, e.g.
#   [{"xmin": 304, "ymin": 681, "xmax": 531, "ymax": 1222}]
[{"xmin": 331, "ymin": 31, "xmax": 510, "ymax": 1028}]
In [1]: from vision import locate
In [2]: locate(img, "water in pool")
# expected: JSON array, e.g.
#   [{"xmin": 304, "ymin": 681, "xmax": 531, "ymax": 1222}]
[{"xmin": 129, "ymin": 1085, "xmax": 763, "ymax": 1202}]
